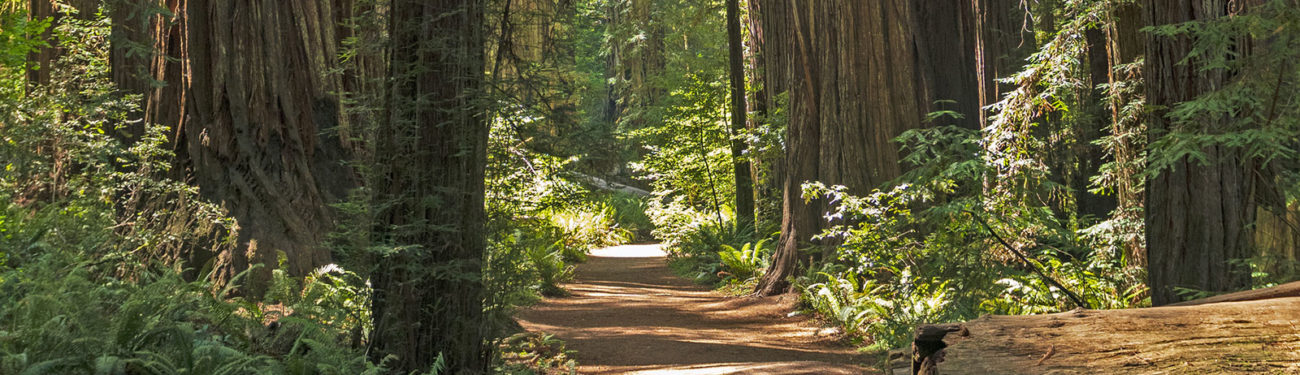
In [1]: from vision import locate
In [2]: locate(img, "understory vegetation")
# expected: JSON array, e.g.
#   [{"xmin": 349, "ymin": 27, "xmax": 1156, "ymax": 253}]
[
  {"xmin": 0, "ymin": 3, "xmax": 632, "ymax": 374},
  {"xmin": 631, "ymin": 0, "xmax": 1300, "ymax": 352},
  {"xmin": 0, "ymin": 14, "xmax": 380, "ymax": 373},
  {"xmin": 4, "ymin": 0, "xmax": 1300, "ymax": 372}
]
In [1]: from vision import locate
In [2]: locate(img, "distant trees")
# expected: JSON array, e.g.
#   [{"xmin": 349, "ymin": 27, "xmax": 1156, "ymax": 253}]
[{"xmin": 726, "ymin": 0, "xmax": 755, "ymax": 232}]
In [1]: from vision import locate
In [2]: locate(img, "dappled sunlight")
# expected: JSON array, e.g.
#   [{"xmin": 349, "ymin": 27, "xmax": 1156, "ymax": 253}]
[
  {"xmin": 590, "ymin": 243, "xmax": 670, "ymax": 258},
  {"xmin": 516, "ymin": 244, "xmax": 867, "ymax": 374},
  {"xmin": 618, "ymin": 361, "xmax": 863, "ymax": 375}
]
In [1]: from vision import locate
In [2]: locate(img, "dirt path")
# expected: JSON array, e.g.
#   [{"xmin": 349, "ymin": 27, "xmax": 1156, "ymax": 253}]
[{"xmin": 515, "ymin": 244, "xmax": 871, "ymax": 374}]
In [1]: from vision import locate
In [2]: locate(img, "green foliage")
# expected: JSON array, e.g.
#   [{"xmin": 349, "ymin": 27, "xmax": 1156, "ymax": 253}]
[
  {"xmin": 0, "ymin": 8, "xmax": 381, "ymax": 374},
  {"xmin": 487, "ymin": 221, "xmax": 578, "ymax": 300},
  {"xmin": 544, "ymin": 202, "xmax": 633, "ymax": 261},
  {"xmin": 717, "ymin": 239, "xmax": 770, "ymax": 283},
  {"xmin": 483, "ymin": 195, "xmax": 636, "ymax": 314},
  {"xmin": 801, "ymin": 266, "xmax": 957, "ymax": 349},
  {"xmin": 794, "ymin": 123, "xmax": 1145, "ymax": 349},
  {"xmin": 0, "ymin": 257, "xmax": 382, "ymax": 374},
  {"xmin": 486, "ymin": 110, "xmax": 588, "ymax": 216},
  {"xmin": 661, "ymin": 217, "xmax": 766, "ymax": 285},
  {"xmin": 1146, "ymin": 0, "xmax": 1300, "ymax": 198},
  {"xmin": 628, "ymin": 69, "xmax": 734, "ymax": 215},
  {"xmin": 593, "ymin": 192, "xmax": 654, "ymax": 241},
  {"xmin": 0, "ymin": 10, "xmax": 46, "ymax": 91}
]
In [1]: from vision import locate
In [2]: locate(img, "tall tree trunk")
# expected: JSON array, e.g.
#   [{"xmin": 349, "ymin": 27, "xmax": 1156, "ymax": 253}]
[
  {"xmin": 745, "ymin": 0, "xmax": 780, "ymax": 228},
  {"xmin": 727, "ymin": 0, "xmax": 754, "ymax": 231},
  {"xmin": 368, "ymin": 0, "xmax": 489, "ymax": 372},
  {"xmin": 1075, "ymin": 27, "xmax": 1118, "ymax": 219},
  {"xmin": 1144, "ymin": 0, "xmax": 1255, "ymax": 306},
  {"xmin": 110, "ymin": 0, "xmax": 355, "ymax": 290},
  {"xmin": 1104, "ymin": 2, "xmax": 1146, "ymax": 265},
  {"xmin": 754, "ymin": 0, "xmax": 980, "ymax": 296}
]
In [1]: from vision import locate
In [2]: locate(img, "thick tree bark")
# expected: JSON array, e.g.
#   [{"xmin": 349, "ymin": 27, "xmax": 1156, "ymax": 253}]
[
  {"xmin": 727, "ymin": 0, "xmax": 755, "ymax": 231},
  {"xmin": 754, "ymin": 0, "xmax": 980, "ymax": 295},
  {"xmin": 367, "ymin": 0, "xmax": 489, "ymax": 372},
  {"xmin": 110, "ymin": 0, "xmax": 355, "ymax": 289},
  {"xmin": 1104, "ymin": 2, "xmax": 1146, "ymax": 265},
  {"xmin": 1144, "ymin": 0, "xmax": 1256, "ymax": 306}
]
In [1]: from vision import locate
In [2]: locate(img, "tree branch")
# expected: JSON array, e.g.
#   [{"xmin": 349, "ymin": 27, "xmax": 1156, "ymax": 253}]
[{"xmin": 965, "ymin": 210, "xmax": 1091, "ymax": 309}]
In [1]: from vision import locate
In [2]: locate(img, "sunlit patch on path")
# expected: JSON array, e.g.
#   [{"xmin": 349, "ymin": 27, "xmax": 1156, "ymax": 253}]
[
  {"xmin": 589, "ymin": 243, "xmax": 669, "ymax": 258},
  {"xmin": 515, "ymin": 243, "xmax": 870, "ymax": 375}
]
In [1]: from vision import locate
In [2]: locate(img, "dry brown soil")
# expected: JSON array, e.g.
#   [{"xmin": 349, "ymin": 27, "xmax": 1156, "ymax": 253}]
[{"xmin": 515, "ymin": 244, "xmax": 872, "ymax": 374}]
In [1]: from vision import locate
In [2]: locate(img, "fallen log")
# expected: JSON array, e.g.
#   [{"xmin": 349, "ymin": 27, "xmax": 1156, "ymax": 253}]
[
  {"xmin": 1169, "ymin": 280, "xmax": 1300, "ymax": 307},
  {"xmin": 905, "ymin": 297, "xmax": 1300, "ymax": 374},
  {"xmin": 910, "ymin": 323, "xmax": 967, "ymax": 375}
]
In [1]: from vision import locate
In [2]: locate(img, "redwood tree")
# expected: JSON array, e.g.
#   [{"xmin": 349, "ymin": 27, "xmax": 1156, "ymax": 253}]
[
  {"xmin": 754, "ymin": 0, "xmax": 980, "ymax": 295},
  {"xmin": 1143, "ymin": 0, "xmax": 1257, "ymax": 305},
  {"xmin": 367, "ymin": 0, "xmax": 490, "ymax": 371},
  {"xmin": 110, "ymin": 0, "xmax": 356, "ymax": 288}
]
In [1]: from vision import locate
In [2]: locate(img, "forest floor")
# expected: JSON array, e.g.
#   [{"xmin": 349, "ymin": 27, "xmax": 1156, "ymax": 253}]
[{"xmin": 515, "ymin": 244, "xmax": 873, "ymax": 374}]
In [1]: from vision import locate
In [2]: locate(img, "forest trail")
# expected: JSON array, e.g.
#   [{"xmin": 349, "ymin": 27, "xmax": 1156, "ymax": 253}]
[{"xmin": 515, "ymin": 244, "xmax": 871, "ymax": 374}]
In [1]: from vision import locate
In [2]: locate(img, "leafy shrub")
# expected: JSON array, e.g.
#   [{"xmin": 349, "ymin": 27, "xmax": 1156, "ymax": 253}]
[
  {"xmin": 800, "ymin": 266, "xmax": 958, "ymax": 349},
  {"xmin": 646, "ymin": 192, "xmax": 709, "ymax": 250},
  {"xmin": 0, "ymin": 257, "xmax": 382, "ymax": 375},
  {"xmin": 792, "ymin": 125, "xmax": 1145, "ymax": 349},
  {"xmin": 485, "ymin": 221, "xmax": 569, "ymax": 314},
  {"xmin": 717, "ymin": 239, "xmax": 771, "ymax": 283},
  {"xmin": 593, "ymin": 191, "xmax": 654, "ymax": 241},
  {"xmin": 660, "ymin": 217, "xmax": 766, "ymax": 285},
  {"xmin": 527, "ymin": 241, "xmax": 576, "ymax": 297},
  {"xmin": 545, "ymin": 202, "xmax": 633, "ymax": 261}
]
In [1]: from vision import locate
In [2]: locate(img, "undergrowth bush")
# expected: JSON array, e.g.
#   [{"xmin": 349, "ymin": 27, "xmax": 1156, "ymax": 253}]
[
  {"xmin": 485, "ymin": 221, "xmax": 576, "ymax": 302},
  {"xmin": 793, "ymin": 125, "xmax": 1145, "ymax": 349},
  {"xmin": 544, "ymin": 202, "xmax": 632, "ymax": 261},
  {"xmin": 717, "ymin": 239, "xmax": 771, "ymax": 283},
  {"xmin": 657, "ymin": 214, "xmax": 771, "ymax": 286},
  {"xmin": 0, "ymin": 256, "xmax": 382, "ymax": 374},
  {"xmin": 592, "ymin": 191, "xmax": 653, "ymax": 241},
  {"xmin": 484, "ymin": 199, "xmax": 637, "ymax": 305}
]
